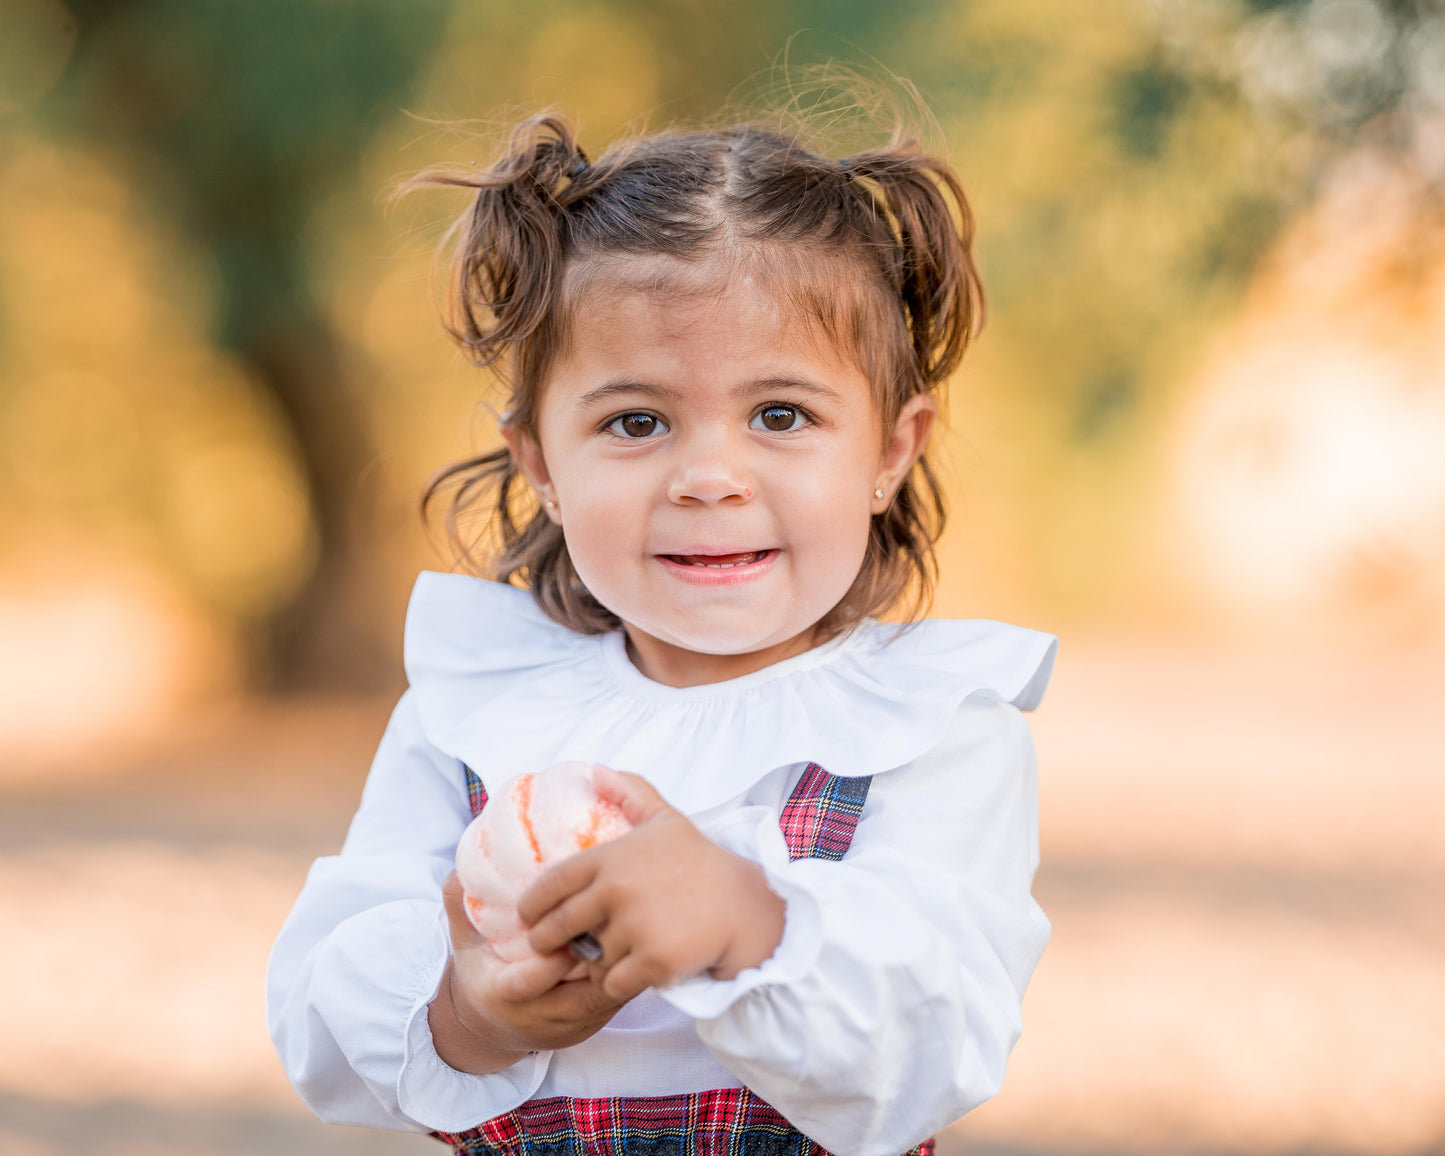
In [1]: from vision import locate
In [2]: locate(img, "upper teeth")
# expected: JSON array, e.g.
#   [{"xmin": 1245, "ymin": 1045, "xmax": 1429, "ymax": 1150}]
[{"xmin": 686, "ymin": 553, "xmax": 760, "ymax": 568}]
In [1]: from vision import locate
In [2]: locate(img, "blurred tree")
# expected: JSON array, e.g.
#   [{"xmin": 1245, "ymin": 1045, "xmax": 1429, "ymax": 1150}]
[{"xmin": 38, "ymin": 0, "xmax": 451, "ymax": 689}]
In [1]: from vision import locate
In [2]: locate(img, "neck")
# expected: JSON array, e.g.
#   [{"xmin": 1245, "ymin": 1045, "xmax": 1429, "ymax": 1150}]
[{"xmin": 622, "ymin": 625, "xmax": 822, "ymax": 688}]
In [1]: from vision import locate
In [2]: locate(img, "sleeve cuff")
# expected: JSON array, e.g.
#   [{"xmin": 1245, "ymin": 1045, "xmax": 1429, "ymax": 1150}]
[
  {"xmin": 658, "ymin": 808, "xmax": 826, "ymax": 1021},
  {"xmin": 396, "ymin": 908, "xmax": 552, "ymax": 1131}
]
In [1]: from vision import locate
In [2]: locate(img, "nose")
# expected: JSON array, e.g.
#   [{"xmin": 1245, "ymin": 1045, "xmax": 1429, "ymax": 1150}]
[{"xmin": 665, "ymin": 433, "xmax": 753, "ymax": 506}]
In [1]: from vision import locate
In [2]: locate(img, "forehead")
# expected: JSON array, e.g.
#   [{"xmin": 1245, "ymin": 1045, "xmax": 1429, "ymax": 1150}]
[{"xmin": 553, "ymin": 252, "xmax": 870, "ymax": 381}]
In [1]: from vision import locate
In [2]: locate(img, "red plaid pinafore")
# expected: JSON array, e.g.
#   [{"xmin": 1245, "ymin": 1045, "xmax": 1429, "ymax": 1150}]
[{"xmin": 434, "ymin": 763, "xmax": 936, "ymax": 1156}]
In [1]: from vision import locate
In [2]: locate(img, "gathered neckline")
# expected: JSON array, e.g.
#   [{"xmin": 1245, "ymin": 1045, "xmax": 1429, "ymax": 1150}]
[
  {"xmin": 596, "ymin": 623, "xmax": 873, "ymax": 705},
  {"xmin": 403, "ymin": 571, "xmax": 1056, "ymax": 812}
]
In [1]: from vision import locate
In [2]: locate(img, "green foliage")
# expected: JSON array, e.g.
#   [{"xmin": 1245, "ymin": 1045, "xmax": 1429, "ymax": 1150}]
[
  {"xmin": 1072, "ymin": 367, "xmax": 1138, "ymax": 444},
  {"xmin": 1192, "ymin": 192, "xmax": 1287, "ymax": 285},
  {"xmin": 45, "ymin": 0, "xmax": 452, "ymax": 347},
  {"xmin": 1108, "ymin": 56, "xmax": 1190, "ymax": 159}
]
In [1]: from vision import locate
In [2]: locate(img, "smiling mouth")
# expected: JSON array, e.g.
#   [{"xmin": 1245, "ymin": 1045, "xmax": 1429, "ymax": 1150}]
[{"xmin": 661, "ymin": 550, "xmax": 773, "ymax": 569}]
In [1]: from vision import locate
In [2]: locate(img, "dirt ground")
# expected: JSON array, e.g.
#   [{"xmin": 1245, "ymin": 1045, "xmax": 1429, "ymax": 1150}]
[{"xmin": 2, "ymin": 639, "xmax": 1442, "ymax": 1155}]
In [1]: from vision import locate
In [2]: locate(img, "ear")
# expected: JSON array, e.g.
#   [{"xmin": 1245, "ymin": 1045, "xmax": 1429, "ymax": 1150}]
[
  {"xmin": 872, "ymin": 394, "xmax": 937, "ymax": 514},
  {"xmin": 501, "ymin": 422, "xmax": 562, "ymax": 525}
]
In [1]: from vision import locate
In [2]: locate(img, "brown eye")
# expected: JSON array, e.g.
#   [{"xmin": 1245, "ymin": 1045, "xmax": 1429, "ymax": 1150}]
[
  {"xmin": 607, "ymin": 412, "xmax": 667, "ymax": 438},
  {"xmin": 752, "ymin": 405, "xmax": 804, "ymax": 433}
]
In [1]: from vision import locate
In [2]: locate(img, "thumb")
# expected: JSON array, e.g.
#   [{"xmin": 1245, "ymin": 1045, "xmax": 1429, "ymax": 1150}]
[
  {"xmin": 495, "ymin": 949, "xmax": 579, "ymax": 1002},
  {"xmin": 441, "ymin": 870, "xmax": 484, "ymax": 950},
  {"xmin": 591, "ymin": 765, "xmax": 668, "ymax": 826}
]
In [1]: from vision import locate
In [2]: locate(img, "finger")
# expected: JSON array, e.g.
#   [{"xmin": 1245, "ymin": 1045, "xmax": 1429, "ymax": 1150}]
[
  {"xmin": 548, "ymin": 974, "xmax": 627, "ymax": 1023},
  {"xmin": 526, "ymin": 887, "xmax": 611, "ymax": 956},
  {"xmin": 516, "ymin": 852, "xmax": 599, "ymax": 927},
  {"xmin": 591, "ymin": 766, "xmax": 669, "ymax": 826},
  {"xmin": 441, "ymin": 871, "xmax": 483, "ymax": 949},
  {"xmin": 599, "ymin": 953, "xmax": 657, "ymax": 1004},
  {"xmin": 494, "ymin": 949, "xmax": 578, "ymax": 1002},
  {"xmin": 585, "ymin": 920, "xmax": 634, "ymax": 973}
]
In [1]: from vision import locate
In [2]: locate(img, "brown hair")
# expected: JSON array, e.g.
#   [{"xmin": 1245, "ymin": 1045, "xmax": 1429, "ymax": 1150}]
[{"xmin": 401, "ymin": 101, "xmax": 983, "ymax": 637}]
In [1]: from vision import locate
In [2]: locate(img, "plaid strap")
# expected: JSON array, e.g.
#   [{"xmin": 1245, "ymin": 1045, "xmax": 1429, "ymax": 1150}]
[
  {"xmin": 443, "ymin": 763, "xmax": 917, "ymax": 1156},
  {"xmin": 778, "ymin": 763, "xmax": 871, "ymax": 861},
  {"xmin": 464, "ymin": 764, "xmax": 488, "ymax": 816}
]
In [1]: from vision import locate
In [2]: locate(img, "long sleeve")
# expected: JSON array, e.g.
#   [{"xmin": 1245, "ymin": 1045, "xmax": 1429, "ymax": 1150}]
[
  {"xmin": 265, "ymin": 691, "xmax": 551, "ymax": 1131},
  {"xmin": 659, "ymin": 695, "xmax": 1051, "ymax": 1156}
]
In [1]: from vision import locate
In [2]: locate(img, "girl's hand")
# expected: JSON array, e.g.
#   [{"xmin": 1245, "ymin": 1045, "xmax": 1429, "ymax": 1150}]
[
  {"xmin": 429, "ymin": 871, "xmax": 626, "ymax": 1074},
  {"xmin": 517, "ymin": 768, "xmax": 787, "ymax": 1003}
]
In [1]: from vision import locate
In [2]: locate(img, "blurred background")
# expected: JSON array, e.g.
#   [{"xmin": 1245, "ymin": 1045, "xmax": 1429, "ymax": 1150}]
[{"xmin": 1, "ymin": 0, "xmax": 1442, "ymax": 1152}]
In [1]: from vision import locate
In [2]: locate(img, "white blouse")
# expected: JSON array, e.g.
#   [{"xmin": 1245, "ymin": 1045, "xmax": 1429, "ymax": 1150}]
[{"xmin": 267, "ymin": 572, "xmax": 1057, "ymax": 1156}]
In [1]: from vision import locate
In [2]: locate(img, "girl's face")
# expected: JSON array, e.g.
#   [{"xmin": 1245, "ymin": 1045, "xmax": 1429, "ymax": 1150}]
[{"xmin": 506, "ymin": 258, "xmax": 935, "ymax": 688}]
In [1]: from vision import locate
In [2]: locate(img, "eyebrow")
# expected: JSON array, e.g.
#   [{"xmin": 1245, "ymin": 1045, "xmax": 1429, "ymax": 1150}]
[{"xmin": 576, "ymin": 376, "xmax": 845, "ymax": 409}]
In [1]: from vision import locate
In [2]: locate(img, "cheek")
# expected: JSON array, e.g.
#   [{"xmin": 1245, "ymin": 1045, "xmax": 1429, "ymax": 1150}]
[
  {"xmin": 784, "ymin": 459, "xmax": 877, "ymax": 569},
  {"xmin": 559, "ymin": 493, "xmax": 629, "ymax": 555},
  {"xmin": 550, "ymin": 465, "xmax": 647, "ymax": 584}
]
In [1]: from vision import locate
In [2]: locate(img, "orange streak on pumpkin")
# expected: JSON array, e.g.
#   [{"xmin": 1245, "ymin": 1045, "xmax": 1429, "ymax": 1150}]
[
  {"xmin": 577, "ymin": 807, "xmax": 601, "ymax": 850},
  {"xmin": 515, "ymin": 774, "xmax": 543, "ymax": 864},
  {"xmin": 577, "ymin": 798, "xmax": 624, "ymax": 850}
]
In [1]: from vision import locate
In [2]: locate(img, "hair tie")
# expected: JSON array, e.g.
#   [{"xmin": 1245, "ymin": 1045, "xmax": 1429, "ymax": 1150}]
[
  {"xmin": 838, "ymin": 156, "xmax": 854, "ymax": 181},
  {"xmin": 570, "ymin": 156, "xmax": 590, "ymax": 179}
]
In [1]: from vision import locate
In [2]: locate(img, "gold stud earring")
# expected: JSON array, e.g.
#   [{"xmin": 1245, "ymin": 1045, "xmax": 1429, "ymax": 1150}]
[
  {"xmin": 544, "ymin": 498, "xmax": 557, "ymax": 511},
  {"xmin": 874, "ymin": 487, "xmax": 885, "ymax": 501}
]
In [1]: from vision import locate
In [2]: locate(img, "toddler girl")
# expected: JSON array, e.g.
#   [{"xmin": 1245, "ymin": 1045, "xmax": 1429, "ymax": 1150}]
[{"xmin": 268, "ymin": 106, "xmax": 1056, "ymax": 1156}]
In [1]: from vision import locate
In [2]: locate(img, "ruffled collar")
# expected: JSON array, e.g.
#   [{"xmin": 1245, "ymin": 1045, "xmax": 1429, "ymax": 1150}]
[{"xmin": 404, "ymin": 572, "xmax": 1057, "ymax": 815}]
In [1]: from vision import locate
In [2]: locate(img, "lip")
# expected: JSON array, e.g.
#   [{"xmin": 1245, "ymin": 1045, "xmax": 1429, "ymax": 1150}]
[{"xmin": 654, "ymin": 548, "xmax": 779, "ymax": 586}]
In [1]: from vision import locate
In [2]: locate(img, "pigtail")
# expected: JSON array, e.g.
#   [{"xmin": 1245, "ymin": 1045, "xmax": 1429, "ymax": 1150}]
[
  {"xmin": 838, "ymin": 143, "xmax": 985, "ymax": 391},
  {"xmin": 806, "ymin": 137, "xmax": 984, "ymax": 634},
  {"xmin": 396, "ymin": 113, "xmax": 591, "ymax": 371},
  {"xmin": 400, "ymin": 114, "xmax": 619, "ymax": 632}
]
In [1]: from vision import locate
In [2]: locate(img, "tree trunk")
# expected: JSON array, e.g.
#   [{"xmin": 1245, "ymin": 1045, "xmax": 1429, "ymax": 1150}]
[{"xmin": 245, "ymin": 312, "xmax": 394, "ymax": 692}]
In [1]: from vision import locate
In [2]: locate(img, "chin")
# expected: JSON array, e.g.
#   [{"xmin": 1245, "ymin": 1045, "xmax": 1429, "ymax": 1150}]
[{"xmin": 634, "ymin": 613, "xmax": 798, "ymax": 658}]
